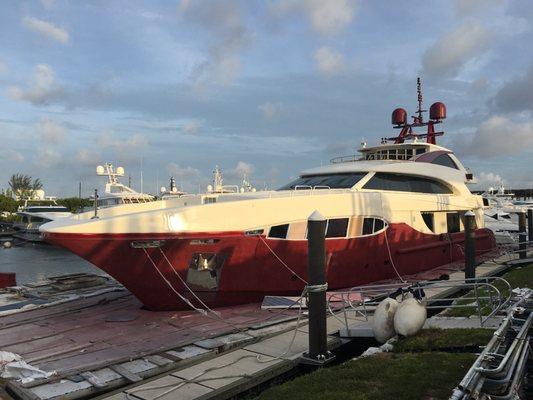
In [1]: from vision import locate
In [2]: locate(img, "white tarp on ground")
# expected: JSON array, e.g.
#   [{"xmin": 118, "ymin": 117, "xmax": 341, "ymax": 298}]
[{"xmin": 0, "ymin": 351, "xmax": 56, "ymax": 384}]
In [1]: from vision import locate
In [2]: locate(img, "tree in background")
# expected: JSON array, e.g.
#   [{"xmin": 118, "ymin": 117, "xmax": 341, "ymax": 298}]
[
  {"xmin": 0, "ymin": 194, "xmax": 18, "ymax": 214},
  {"xmin": 8, "ymin": 174, "xmax": 43, "ymax": 200},
  {"xmin": 56, "ymin": 197, "xmax": 93, "ymax": 213}
]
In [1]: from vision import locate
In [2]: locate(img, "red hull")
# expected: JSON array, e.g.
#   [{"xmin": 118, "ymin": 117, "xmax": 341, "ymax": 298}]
[{"xmin": 43, "ymin": 224, "xmax": 496, "ymax": 310}]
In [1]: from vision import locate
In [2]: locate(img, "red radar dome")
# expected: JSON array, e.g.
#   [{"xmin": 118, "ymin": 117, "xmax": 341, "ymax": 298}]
[
  {"xmin": 391, "ymin": 108, "xmax": 407, "ymax": 126},
  {"xmin": 430, "ymin": 102, "xmax": 446, "ymax": 121}
]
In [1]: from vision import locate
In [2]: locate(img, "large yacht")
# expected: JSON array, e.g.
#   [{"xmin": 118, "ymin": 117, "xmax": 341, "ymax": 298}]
[
  {"xmin": 41, "ymin": 82, "xmax": 496, "ymax": 310},
  {"xmin": 92, "ymin": 163, "xmax": 155, "ymax": 208},
  {"xmin": 14, "ymin": 199, "xmax": 72, "ymax": 242}
]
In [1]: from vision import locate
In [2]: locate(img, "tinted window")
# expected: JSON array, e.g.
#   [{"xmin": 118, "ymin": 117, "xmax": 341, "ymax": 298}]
[
  {"xmin": 421, "ymin": 213, "xmax": 434, "ymax": 232},
  {"xmin": 362, "ymin": 218, "xmax": 374, "ymax": 235},
  {"xmin": 432, "ymin": 154, "xmax": 458, "ymax": 169},
  {"xmin": 374, "ymin": 219, "xmax": 384, "ymax": 232},
  {"xmin": 363, "ymin": 173, "xmax": 452, "ymax": 194},
  {"xmin": 269, "ymin": 224, "xmax": 289, "ymax": 239},
  {"xmin": 278, "ymin": 173, "xmax": 367, "ymax": 190},
  {"xmin": 447, "ymin": 213, "xmax": 461, "ymax": 233},
  {"xmin": 326, "ymin": 218, "xmax": 349, "ymax": 238}
]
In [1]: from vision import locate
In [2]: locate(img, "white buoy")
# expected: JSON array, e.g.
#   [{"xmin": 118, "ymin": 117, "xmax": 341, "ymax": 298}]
[
  {"xmin": 393, "ymin": 297, "xmax": 427, "ymax": 337},
  {"xmin": 372, "ymin": 297, "xmax": 399, "ymax": 343},
  {"xmin": 3, "ymin": 241, "xmax": 12, "ymax": 249}
]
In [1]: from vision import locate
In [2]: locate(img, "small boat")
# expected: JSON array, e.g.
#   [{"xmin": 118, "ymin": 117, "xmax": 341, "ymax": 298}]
[
  {"xmin": 41, "ymin": 80, "xmax": 497, "ymax": 310},
  {"xmin": 14, "ymin": 199, "xmax": 72, "ymax": 242}
]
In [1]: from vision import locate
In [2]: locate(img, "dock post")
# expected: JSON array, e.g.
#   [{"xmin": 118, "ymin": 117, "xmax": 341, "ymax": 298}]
[
  {"xmin": 527, "ymin": 208, "xmax": 533, "ymax": 246},
  {"xmin": 464, "ymin": 211, "xmax": 476, "ymax": 280},
  {"xmin": 518, "ymin": 212, "xmax": 526, "ymax": 259},
  {"xmin": 92, "ymin": 189, "xmax": 99, "ymax": 219},
  {"xmin": 301, "ymin": 210, "xmax": 334, "ymax": 366}
]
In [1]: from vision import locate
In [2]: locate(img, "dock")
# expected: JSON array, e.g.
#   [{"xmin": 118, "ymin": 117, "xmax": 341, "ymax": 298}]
[{"xmin": 0, "ymin": 250, "xmax": 524, "ymax": 400}]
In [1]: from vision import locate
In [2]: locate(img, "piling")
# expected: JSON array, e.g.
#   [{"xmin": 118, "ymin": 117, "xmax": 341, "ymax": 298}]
[
  {"xmin": 464, "ymin": 211, "xmax": 476, "ymax": 280},
  {"xmin": 518, "ymin": 212, "xmax": 526, "ymax": 260},
  {"xmin": 301, "ymin": 210, "xmax": 334, "ymax": 366},
  {"xmin": 527, "ymin": 208, "xmax": 533, "ymax": 244}
]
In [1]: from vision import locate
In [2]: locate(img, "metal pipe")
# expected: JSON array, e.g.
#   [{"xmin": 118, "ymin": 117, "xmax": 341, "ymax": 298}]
[
  {"xmin": 475, "ymin": 312, "xmax": 532, "ymax": 375},
  {"xmin": 518, "ymin": 212, "xmax": 526, "ymax": 259},
  {"xmin": 464, "ymin": 211, "xmax": 476, "ymax": 279},
  {"xmin": 91, "ymin": 189, "xmax": 99, "ymax": 219}
]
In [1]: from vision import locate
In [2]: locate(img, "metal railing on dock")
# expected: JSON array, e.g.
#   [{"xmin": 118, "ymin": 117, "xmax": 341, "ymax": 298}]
[
  {"xmin": 327, "ymin": 277, "xmax": 514, "ymax": 333},
  {"xmin": 450, "ymin": 289, "xmax": 532, "ymax": 399}
]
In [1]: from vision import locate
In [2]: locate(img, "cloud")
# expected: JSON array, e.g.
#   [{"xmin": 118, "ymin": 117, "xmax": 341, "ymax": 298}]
[
  {"xmin": 97, "ymin": 132, "xmax": 148, "ymax": 151},
  {"xmin": 166, "ymin": 162, "xmax": 201, "ymax": 180},
  {"xmin": 422, "ymin": 21, "xmax": 491, "ymax": 78},
  {"xmin": 258, "ymin": 101, "xmax": 282, "ymax": 119},
  {"xmin": 179, "ymin": 0, "xmax": 252, "ymax": 86},
  {"xmin": 491, "ymin": 65, "xmax": 533, "ymax": 113},
  {"xmin": 182, "ymin": 120, "xmax": 200, "ymax": 134},
  {"xmin": 36, "ymin": 117, "xmax": 67, "ymax": 144},
  {"xmin": 5, "ymin": 149, "xmax": 25, "ymax": 163},
  {"xmin": 271, "ymin": 0, "xmax": 357, "ymax": 35},
  {"xmin": 314, "ymin": 46, "xmax": 344, "ymax": 74},
  {"xmin": 462, "ymin": 116, "xmax": 533, "ymax": 157},
  {"xmin": 76, "ymin": 149, "xmax": 99, "ymax": 166},
  {"xmin": 0, "ymin": 61, "xmax": 7, "ymax": 75},
  {"xmin": 22, "ymin": 16, "xmax": 69, "ymax": 44},
  {"xmin": 223, "ymin": 161, "xmax": 255, "ymax": 181},
  {"xmin": 8, "ymin": 64, "xmax": 64, "ymax": 105},
  {"xmin": 40, "ymin": 0, "xmax": 56, "ymax": 9},
  {"xmin": 477, "ymin": 171, "xmax": 503, "ymax": 187},
  {"xmin": 35, "ymin": 148, "xmax": 61, "ymax": 168}
]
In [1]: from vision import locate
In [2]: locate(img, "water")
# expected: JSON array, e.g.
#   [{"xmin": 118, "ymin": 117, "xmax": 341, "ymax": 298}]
[{"xmin": 0, "ymin": 242, "xmax": 102, "ymax": 284}]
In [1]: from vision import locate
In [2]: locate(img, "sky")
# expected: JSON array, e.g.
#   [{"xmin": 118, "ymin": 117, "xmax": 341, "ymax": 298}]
[{"xmin": 0, "ymin": 0, "xmax": 532, "ymax": 197}]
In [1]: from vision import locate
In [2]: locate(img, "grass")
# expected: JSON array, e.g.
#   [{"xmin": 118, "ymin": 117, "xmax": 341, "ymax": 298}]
[
  {"xmin": 393, "ymin": 328, "xmax": 493, "ymax": 353},
  {"xmin": 445, "ymin": 263, "xmax": 533, "ymax": 317},
  {"xmin": 253, "ymin": 352, "xmax": 476, "ymax": 400}
]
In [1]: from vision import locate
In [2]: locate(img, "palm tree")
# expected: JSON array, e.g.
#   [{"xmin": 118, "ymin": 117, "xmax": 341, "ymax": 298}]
[{"xmin": 8, "ymin": 174, "xmax": 43, "ymax": 200}]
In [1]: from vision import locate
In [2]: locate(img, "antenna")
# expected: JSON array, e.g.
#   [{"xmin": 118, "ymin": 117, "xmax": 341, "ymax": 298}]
[
  {"xmin": 140, "ymin": 157, "xmax": 144, "ymax": 194},
  {"xmin": 416, "ymin": 77, "xmax": 424, "ymax": 123}
]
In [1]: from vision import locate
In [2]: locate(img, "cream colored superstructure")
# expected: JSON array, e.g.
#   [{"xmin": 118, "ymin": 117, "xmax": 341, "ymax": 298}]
[{"xmin": 41, "ymin": 143, "xmax": 485, "ymax": 238}]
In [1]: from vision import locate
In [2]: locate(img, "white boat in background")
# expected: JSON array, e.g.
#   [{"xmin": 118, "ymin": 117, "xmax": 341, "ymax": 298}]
[
  {"xmin": 481, "ymin": 183, "xmax": 524, "ymax": 243},
  {"xmin": 14, "ymin": 199, "xmax": 72, "ymax": 242},
  {"xmin": 93, "ymin": 163, "xmax": 155, "ymax": 208}
]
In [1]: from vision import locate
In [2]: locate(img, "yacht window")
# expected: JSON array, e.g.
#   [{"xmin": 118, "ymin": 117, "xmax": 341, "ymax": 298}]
[
  {"xmin": 482, "ymin": 198, "xmax": 490, "ymax": 207},
  {"xmin": 269, "ymin": 224, "xmax": 289, "ymax": 239},
  {"xmin": 363, "ymin": 173, "xmax": 452, "ymax": 194},
  {"xmin": 203, "ymin": 197, "xmax": 217, "ymax": 204},
  {"xmin": 278, "ymin": 173, "xmax": 367, "ymax": 190},
  {"xmin": 421, "ymin": 212, "xmax": 434, "ymax": 232},
  {"xmin": 416, "ymin": 148, "xmax": 426, "ymax": 155},
  {"xmin": 361, "ymin": 217, "xmax": 387, "ymax": 236},
  {"xmin": 326, "ymin": 218, "xmax": 349, "ymax": 238},
  {"xmin": 362, "ymin": 218, "xmax": 374, "ymax": 235},
  {"xmin": 432, "ymin": 154, "xmax": 459, "ymax": 169},
  {"xmin": 447, "ymin": 212, "xmax": 461, "ymax": 233}
]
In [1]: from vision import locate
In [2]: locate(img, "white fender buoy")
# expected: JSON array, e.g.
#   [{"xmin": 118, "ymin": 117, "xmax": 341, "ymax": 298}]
[
  {"xmin": 394, "ymin": 297, "xmax": 427, "ymax": 337},
  {"xmin": 3, "ymin": 241, "xmax": 12, "ymax": 249},
  {"xmin": 372, "ymin": 297, "xmax": 399, "ymax": 343}
]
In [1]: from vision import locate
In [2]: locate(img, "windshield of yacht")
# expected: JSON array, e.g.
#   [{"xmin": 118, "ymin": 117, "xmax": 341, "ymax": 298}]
[
  {"xmin": 278, "ymin": 172, "xmax": 367, "ymax": 190},
  {"xmin": 25, "ymin": 207, "xmax": 69, "ymax": 213}
]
